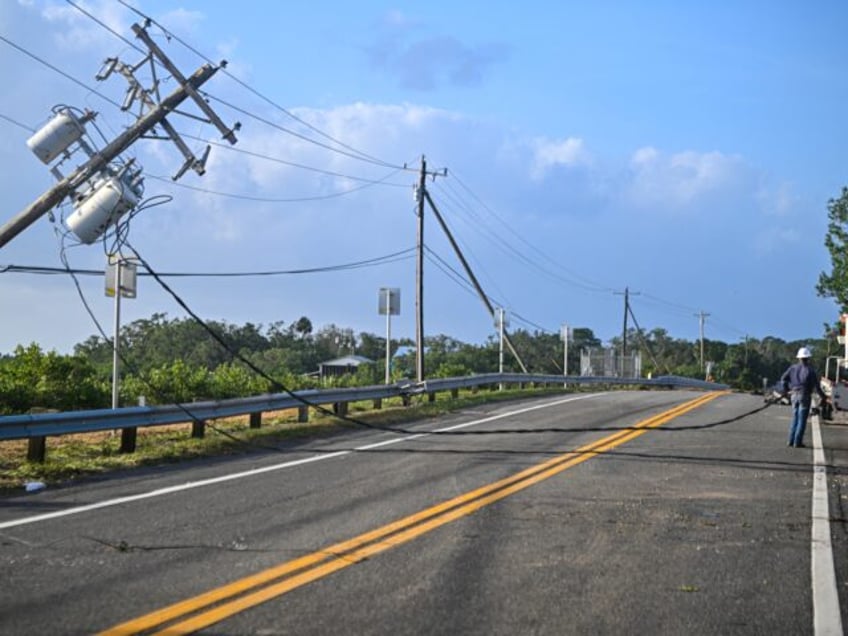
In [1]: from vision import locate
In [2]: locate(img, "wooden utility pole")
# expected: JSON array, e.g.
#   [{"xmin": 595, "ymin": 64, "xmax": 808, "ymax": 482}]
[
  {"xmin": 615, "ymin": 287, "xmax": 638, "ymax": 376},
  {"xmin": 415, "ymin": 156, "xmax": 428, "ymax": 383},
  {"xmin": 696, "ymin": 310, "xmax": 711, "ymax": 372}
]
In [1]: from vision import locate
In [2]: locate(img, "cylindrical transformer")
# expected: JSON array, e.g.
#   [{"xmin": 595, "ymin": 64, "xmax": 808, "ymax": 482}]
[
  {"xmin": 67, "ymin": 176, "xmax": 140, "ymax": 244},
  {"xmin": 26, "ymin": 110, "xmax": 86, "ymax": 165}
]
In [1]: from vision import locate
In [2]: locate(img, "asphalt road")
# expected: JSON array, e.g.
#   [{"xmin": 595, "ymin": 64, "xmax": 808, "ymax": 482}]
[{"xmin": 0, "ymin": 389, "xmax": 845, "ymax": 635}]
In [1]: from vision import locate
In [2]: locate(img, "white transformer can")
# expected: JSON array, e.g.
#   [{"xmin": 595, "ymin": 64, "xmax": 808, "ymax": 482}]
[
  {"xmin": 26, "ymin": 110, "xmax": 86, "ymax": 165},
  {"xmin": 67, "ymin": 176, "xmax": 140, "ymax": 244}
]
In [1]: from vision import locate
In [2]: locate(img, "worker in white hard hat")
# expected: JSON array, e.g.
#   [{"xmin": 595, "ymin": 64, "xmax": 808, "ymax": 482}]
[{"xmin": 779, "ymin": 347, "xmax": 827, "ymax": 447}]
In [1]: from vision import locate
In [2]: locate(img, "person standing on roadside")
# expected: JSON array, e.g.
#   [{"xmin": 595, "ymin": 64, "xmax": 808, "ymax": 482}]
[{"xmin": 780, "ymin": 347, "xmax": 827, "ymax": 448}]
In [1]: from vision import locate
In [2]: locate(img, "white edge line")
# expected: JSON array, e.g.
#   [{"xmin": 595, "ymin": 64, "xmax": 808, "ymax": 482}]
[
  {"xmin": 811, "ymin": 415, "xmax": 844, "ymax": 636},
  {"xmin": 0, "ymin": 393, "xmax": 605, "ymax": 530}
]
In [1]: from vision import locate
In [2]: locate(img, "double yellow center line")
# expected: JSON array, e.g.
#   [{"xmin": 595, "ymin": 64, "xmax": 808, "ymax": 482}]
[{"xmin": 100, "ymin": 390, "xmax": 726, "ymax": 635}]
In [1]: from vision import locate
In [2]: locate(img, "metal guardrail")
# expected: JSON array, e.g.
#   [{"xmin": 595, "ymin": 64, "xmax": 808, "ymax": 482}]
[{"xmin": 0, "ymin": 373, "xmax": 726, "ymax": 446}]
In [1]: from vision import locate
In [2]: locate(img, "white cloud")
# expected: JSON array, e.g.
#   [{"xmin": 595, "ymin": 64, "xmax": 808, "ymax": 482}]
[
  {"xmin": 624, "ymin": 146, "xmax": 747, "ymax": 211},
  {"xmin": 40, "ymin": 0, "xmax": 129, "ymax": 51},
  {"xmin": 529, "ymin": 137, "xmax": 589, "ymax": 180}
]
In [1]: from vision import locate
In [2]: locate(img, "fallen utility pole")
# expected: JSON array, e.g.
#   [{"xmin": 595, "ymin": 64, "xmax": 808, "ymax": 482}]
[
  {"xmin": 0, "ymin": 65, "xmax": 220, "ymax": 250},
  {"xmin": 0, "ymin": 20, "xmax": 237, "ymax": 250},
  {"xmin": 423, "ymin": 189, "xmax": 529, "ymax": 373}
]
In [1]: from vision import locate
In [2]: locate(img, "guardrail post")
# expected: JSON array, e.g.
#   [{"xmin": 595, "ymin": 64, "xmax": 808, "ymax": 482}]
[
  {"xmin": 333, "ymin": 402, "xmax": 348, "ymax": 417},
  {"xmin": 27, "ymin": 436, "xmax": 46, "ymax": 463},
  {"xmin": 402, "ymin": 394, "xmax": 411, "ymax": 407},
  {"xmin": 120, "ymin": 428, "xmax": 137, "ymax": 454},
  {"xmin": 249, "ymin": 412, "xmax": 262, "ymax": 429},
  {"xmin": 191, "ymin": 420, "xmax": 206, "ymax": 438},
  {"xmin": 450, "ymin": 388, "xmax": 459, "ymax": 399},
  {"xmin": 372, "ymin": 398, "xmax": 382, "ymax": 410},
  {"xmin": 298, "ymin": 405, "xmax": 309, "ymax": 423},
  {"xmin": 428, "ymin": 392, "xmax": 436, "ymax": 403}
]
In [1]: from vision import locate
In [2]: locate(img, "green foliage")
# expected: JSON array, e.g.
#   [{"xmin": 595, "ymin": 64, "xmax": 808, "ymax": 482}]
[
  {"xmin": 1, "ymin": 310, "xmax": 839, "ymax": 415},
  {"xmin": 0, "ymin": 343, "xmax": 108, "ymax": 414},
  {"xmin": 433, "ymin": 362, "xmax": 473, "ymax": 378},
  {"xmin": 120, "ymin": 360, "xmax": 212, "ymax": 405},
  {"xmin": 208, "ymin": 363, "xmax": 272, "ymax": 399},
  {"xmin": 818, "ymin": 186, "xmax": 848, "ymax": 310}
]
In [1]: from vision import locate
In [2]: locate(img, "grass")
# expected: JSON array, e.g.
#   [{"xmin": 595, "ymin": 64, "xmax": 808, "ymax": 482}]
[{"xmin": 0, "ymin": 386, "xmax": 568, "ymax": 494}]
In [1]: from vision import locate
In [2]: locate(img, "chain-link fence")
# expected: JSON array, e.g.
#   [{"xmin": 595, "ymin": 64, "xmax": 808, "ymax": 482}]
[{"xmin": 580, "ymin": 348, "xmax": 642, "ymax": 378}]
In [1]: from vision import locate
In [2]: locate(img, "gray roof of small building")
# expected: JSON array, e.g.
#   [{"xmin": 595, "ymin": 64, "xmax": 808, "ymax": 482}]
[{"xmin": 320, "ymin": 355, "xmax": 374, "ymax": 367}]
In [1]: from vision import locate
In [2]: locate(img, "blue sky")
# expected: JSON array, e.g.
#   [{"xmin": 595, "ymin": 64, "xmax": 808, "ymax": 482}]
[{"xmin": 1, "ymin": 0, "xmax": 846, "ymax": 356}]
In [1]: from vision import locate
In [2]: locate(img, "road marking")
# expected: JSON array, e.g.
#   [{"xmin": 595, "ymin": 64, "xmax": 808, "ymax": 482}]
[
  {"xmin": 810, "ymin": 415, "xmax": 843, "ymax": 636},
  {"xmin": 0, "ymin": 393, "xmax": 602, "ymax": 531},
  {"xmin": 98, "ymin": 391, "xmax": 726, "ymax": 636}
]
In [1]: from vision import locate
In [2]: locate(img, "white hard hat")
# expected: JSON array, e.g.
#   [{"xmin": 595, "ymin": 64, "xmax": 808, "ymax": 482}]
[{"xmin": 796, "ymin": 347, "xmax": 812, "ymax": 359}]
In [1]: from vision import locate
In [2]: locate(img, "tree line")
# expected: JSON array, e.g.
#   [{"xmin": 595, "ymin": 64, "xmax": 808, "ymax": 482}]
[{"xmin": 0, "ymin": 310, "xmax": 837, "ymax": 415}]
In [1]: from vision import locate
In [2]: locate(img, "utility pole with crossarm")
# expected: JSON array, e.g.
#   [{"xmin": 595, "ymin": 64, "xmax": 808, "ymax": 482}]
[{"xmin": 0, "ymin": 21, "xmax": 238, "ymax": 250}]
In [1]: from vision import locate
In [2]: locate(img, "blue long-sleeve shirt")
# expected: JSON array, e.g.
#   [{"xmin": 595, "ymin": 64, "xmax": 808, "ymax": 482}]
[{"xmin": 780, "ymin": 362, "xmax": 825, "ymax": 406}]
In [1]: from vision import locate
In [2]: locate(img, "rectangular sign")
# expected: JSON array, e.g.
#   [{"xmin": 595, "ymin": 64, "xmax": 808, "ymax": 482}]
[
  {"xmin": 378, "ymin": 288, "xmax": 400, "ymax": 315},
  {"xmin": 105, "ymin": 255, "xmax": 138, "ymax": 299}
]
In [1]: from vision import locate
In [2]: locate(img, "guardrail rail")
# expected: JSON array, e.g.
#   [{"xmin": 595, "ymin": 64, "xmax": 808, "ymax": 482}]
[{"xmin": 0, "ymin": 373, "xmax": 727, "ymax": 462}]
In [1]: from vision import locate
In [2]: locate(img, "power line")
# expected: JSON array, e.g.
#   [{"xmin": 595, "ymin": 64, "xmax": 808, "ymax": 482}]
[
  {"xmin": 64, "ymin": 0, "xmax": 145, "ymax": 56},
  {"xmin": 508, "ymin": 311, "xmax": 555, "ymax": 334},
  {"xmin": 424, "ymin": 246, "xmax": 481, "ymax": 300},
  {"xmin": 146, "ymin": 171, "xmax": 404, "ymax": 204},
  {"xmin": 436, "ymin": 180, "xmax": 609, "ymax": 295},
  {"xmin": 424, "ymin": 185, "xmax": 514, "ymax": 310},
  {"xmin": 0, "ymin": 106, "xmax": 408, "ymax": 199},
  {"xmin": 446, "ymin": 170, "xmax": 614, "ymax": 293},
  {"xmin": 0, "ymin": 248, "xmax": 416, "ymax": 278},
  {"xmin": 176, "ymin": 133, "xmax": 408, "ymax": 185},
  {"xmin": 0, "ymin": 33, "xmax": 123, "ymax": 111},
  {"xmin": 114, "ymin": 0, "xmax": 403, "ymax": 170},
  {"xmin": 45, "ymin": 2, "xmax": 410, "ymax": 182},
  {"xmin": 202, "ymin": 93, "xmax": 407, "ymax": 170},
  {"xmin": 0, "ymin": 37, "xmax": 410, "ymax": 223},
  {"xmin": 0, "ymin": 113, "xmax": 36, "ymax": 133}
]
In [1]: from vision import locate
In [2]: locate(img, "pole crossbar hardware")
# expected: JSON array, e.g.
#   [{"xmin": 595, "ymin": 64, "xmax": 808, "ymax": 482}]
[
  {"xmin": 0, "ymin": 22, "xmax": 238, "ymax": 250},
  {"xmin": 423, "ymin": 189, "xmax": 529, "ymax": 374}
]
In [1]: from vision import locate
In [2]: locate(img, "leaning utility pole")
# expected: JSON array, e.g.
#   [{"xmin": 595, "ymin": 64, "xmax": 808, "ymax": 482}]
[
  {"xmin": 423, "ymin": 189, "xmax": 529, "ymax": 373},
  {"xmin": 0, "ymin": 21, "xmax": 238, "ymax": 250}
]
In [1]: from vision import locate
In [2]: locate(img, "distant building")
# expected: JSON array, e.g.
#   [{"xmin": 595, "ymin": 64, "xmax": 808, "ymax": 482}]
[
  {"xmin": 319, "ymin": 355, "xmax": 374, "ymax": 380},
  {"xmin": 392, "ymin": 346, "xmax": 416, "ymax": 359}
]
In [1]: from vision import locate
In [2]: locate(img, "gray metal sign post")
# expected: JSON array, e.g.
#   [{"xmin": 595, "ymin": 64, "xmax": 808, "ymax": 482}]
[
  {"xmin": 378, "ymin": 288, "xmax": 400, "ymax": 384},
  {"xmin": 106, "ymin": 254, "xmax": 138, "ymax": 452}
]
